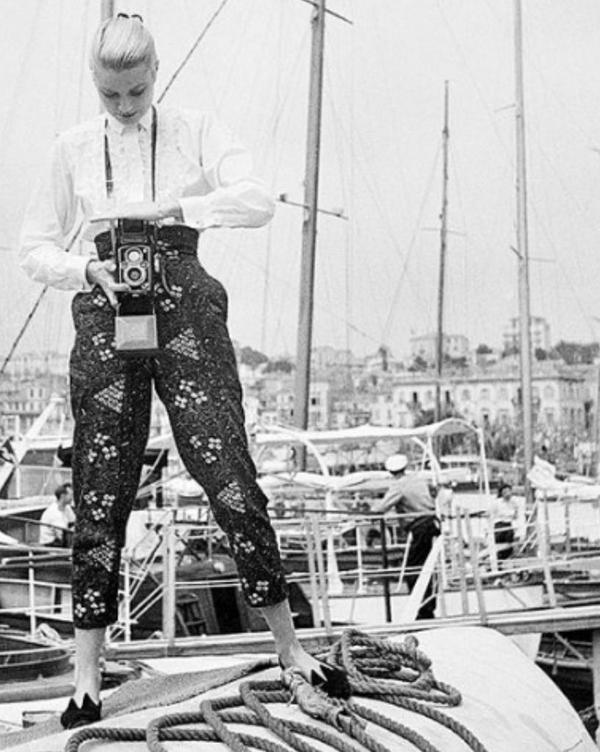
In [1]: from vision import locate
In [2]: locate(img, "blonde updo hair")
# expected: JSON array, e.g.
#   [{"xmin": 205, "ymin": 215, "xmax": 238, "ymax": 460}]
[{"xmin": 90, "ymin": 14, "xmax": 157, "ymax": 72}]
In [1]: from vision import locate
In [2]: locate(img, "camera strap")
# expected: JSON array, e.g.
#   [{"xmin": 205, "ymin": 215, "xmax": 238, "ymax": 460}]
[{"xmin": 104, "ymin": 106, "xmax": 157, "ymax": 201}]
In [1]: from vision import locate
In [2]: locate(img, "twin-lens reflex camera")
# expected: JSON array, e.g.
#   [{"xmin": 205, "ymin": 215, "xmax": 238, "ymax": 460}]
[{"xmin": 113, "ymin": 218, "xmax": 160, "ymax": 357}]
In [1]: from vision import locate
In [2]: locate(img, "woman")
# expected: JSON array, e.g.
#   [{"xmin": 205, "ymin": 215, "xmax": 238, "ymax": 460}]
[{"xmin": 20, "ymin": 15, "xmax": 349, "ymax": 729}]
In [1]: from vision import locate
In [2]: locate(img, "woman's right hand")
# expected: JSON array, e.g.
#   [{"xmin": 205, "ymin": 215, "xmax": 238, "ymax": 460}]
[{"xmin": 85, "ymin": 259, "xmax": 129, "ymax": 308}]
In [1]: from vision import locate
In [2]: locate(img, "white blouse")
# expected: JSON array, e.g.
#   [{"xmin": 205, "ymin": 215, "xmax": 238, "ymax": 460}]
[{"xmin": 19, "ymin": 106, "xmax": 275, "ymax": 291}]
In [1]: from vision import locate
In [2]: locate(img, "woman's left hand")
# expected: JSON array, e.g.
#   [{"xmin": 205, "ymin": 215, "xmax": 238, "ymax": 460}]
[{"xmin": 90, "ymin": 200, "xmax": 183, "ymax": 223}]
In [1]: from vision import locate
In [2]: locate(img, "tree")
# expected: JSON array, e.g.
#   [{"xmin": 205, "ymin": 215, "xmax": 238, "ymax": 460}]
[
  {"xmin": 445, "ymin": 355, "xmax": 468, "ymax": 369},
  {"xmin": 264, "ymin": 358, "xmax": 293, "ymax": 374},
  {"xmin": 534, "ymin": 348, "xmax": 547, "ymax": 361},
  {"xmin": 239, "ymin": 346, "xmax": 268, "ymax": 368},
  {"xmin": 551, "ymin": 341, "xmax": 599, "ymax": 365},
  {"xmin": 476, "ymin": 343, "xmax": 493, "ymax": 354},
  {"xmin": 408, "ymin": 355, "xmax": 428, "ymax": 372}
]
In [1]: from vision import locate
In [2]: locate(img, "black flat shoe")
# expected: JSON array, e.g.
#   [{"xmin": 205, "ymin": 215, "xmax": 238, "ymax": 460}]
[
  {"xmin": 279, "ymin": 659, "xmax": 351, "ymax": 699},
  {"xmin": 60, "ymin": 693, "xmax": 102, "ymax": 729}
]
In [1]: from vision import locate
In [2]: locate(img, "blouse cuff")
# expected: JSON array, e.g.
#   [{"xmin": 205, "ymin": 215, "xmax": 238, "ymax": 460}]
[
  {"xmin": 178, "ymin": 196, "xmax": 214, "ymax": 230},
  {"xmin": 74, "ymin": 255, "xmax": 94, "ymax": 291}
]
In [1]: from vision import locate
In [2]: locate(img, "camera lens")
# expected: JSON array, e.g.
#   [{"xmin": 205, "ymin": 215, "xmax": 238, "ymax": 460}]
[
  {"xmin": 123, "ymin": 266, "xmax": 147, "ymax": 287},
  {"xmin": 126, "ymin": 248, "xmax": 142, "ymax": 262},
  {"xmin": 128, "ymin": 269, "xmax": 143, "ymax": 283}
]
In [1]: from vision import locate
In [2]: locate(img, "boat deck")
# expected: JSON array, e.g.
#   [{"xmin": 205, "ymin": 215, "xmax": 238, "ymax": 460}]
[{"xmin": 0, "ymin": 626, "xmax": 595, "ymax": 752}]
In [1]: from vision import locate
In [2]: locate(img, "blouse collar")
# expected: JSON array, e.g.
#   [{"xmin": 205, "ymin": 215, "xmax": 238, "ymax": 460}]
[{"xmin": 105, "ymin": 106, "xmax": 153, "ymax": 135}]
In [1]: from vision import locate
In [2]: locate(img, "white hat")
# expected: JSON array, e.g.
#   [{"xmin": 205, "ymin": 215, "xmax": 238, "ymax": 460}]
[{"xmin": 385, "ymin": 453, "xmax": 408, "ymax": 473}]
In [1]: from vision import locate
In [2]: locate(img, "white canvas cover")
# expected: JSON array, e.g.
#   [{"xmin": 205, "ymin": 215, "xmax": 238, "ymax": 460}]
[{"xmin": 6, "ymin": 626, "xmax": 594, "ymax": 752}]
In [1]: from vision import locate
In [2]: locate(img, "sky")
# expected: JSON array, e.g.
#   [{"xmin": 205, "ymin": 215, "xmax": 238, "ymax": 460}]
[{"xmin": 1, "ymin": 0, "xmax": 600, "ymax": 362}]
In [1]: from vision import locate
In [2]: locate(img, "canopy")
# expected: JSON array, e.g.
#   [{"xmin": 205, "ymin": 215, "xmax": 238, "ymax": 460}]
[{"xmin": 253, "ymin": 418, "xmax": 480, "ymax": 446}]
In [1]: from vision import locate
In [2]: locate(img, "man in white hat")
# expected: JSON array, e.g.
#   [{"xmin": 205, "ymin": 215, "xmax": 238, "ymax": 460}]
[{"xmin": 373, "ymin": 454, "xmax": 440, "ymax": 619}]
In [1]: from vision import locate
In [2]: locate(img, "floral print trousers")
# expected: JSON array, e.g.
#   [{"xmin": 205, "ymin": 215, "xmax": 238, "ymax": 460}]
[{"xmin": 68, "ymin": 228, "xmax": 288, "ymax": 629}]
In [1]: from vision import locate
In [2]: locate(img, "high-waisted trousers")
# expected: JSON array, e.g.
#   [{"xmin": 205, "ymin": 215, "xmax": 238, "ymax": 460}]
[{"xmin": 69, "ymin": 226, "xmax": 288, "ymax": 629}]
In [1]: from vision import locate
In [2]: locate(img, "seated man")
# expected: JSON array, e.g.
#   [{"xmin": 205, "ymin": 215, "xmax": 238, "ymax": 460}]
[
  {"xmin": 492, "ymin": 482, "xmax": 518, "ymax": 560},
  {"xmin": 39, "ymin": 482, "xmax": 75, "ymax": 547}
]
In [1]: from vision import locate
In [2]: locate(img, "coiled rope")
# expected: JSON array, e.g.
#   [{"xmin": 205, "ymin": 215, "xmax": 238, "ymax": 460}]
[{"xmin": 64, "ymin": 629, "xmax": 489, "ymax": 752}]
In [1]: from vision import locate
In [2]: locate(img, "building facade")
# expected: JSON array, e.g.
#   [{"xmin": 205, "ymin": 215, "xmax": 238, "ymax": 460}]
[
  {"xmin": 503, "ymin": 316, "xmax": 551, "ymax": 353},
  {"xmin": 409, "ymin": 333, "xmax": 470, "ymax": 365},
  {"xmin": 383, "ymin": 359, "xmax": 586, "ymax": 434}
]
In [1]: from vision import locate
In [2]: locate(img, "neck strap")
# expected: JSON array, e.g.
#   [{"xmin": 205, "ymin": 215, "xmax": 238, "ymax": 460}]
[{"xmin": 104, "ymin": 106, "xmax": 157, "ymax": 201}]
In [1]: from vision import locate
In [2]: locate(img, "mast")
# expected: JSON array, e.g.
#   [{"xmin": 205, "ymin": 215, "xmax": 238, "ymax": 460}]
[
  {"xmin": 293, "ymin": 0, "xmax": 325, "ymax": 435},
  {"xmin": 513, "ymin": 0, "xmax": 534, "ymax": 489},
  {"xmin": 435, "ymin": 81, "xmax": 450, "ymax": 423}
]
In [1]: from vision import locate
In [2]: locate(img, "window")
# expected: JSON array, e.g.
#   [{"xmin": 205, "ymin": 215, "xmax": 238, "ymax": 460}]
[
  {"xmin": 543, "ymin": 385, "xmax": 554, "ymax": 400},
  {"xmin": 498, "ymin": 386, "xmax": 508, "ymax": 400},
  {"xmin": 461, "ymin": 389, "xmax": 471, "ymax": 401},
  {"xmin": 480, "ymin": 387, "xmax": 491, "ymax": 401}
]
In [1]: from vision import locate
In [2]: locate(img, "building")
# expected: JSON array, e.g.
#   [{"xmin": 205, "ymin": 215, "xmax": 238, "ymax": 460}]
[
  {"xmin": 409, "ymin": 333, "xmax": 470, "ymax": 366},
  {"xmin": 0, "ymin": 377, "xmax": 69, "ymax": 435},
  {"xmin": 1, "ymin": 351, "xmax": 70, "ymax": 378},
  {"xmin": 386, "ymin": 358, "xmax": 586, "ymax": 434},
  {"xmin": 503, "ymin": 316, "xmax": 551, "ymax": 354},
  {"xmin": 370, "ymin": 392, "xmax": 414, "ymax": 428},
  {"xmin": 311, "ymin": 346, "xmax": 356, "ymax": 371}
]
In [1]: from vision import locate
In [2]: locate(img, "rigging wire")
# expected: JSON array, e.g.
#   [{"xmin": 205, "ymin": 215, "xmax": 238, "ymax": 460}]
[
  {"xmin": 480, "ymin": 0, "xmax": 599, "ymax": 342},
  {"xmin": 208, "ymin": 230, "xmax": 374, "ymax": 345},
  {"xmin": 345, "ymin": 0, "xmax": 356, "ymax": 367},
  {"xmin": 0, "ymin": 290, "xmax": 48, "ymax": 378},
  {"xmin": 380, "ymin": 141, "xmax": 444, "ymax": 343},
  {"xmin": 0, "ymin": 0, "xmax": 44, "ymax": 148},
  {"xmin": 445, "ymin": 137, "xmax": 472, "ymax": 343},
  {"xmin": 260, "ymin": 3, "xmax": 286, "ymax": 353},
  {"xmin": 318, "ymin": 63, "xmax": 347, "ymax": 350},
  {"xmin": 156, "ymin": 0, "xmax": 231, "ymax": 104},
  {"xmin": 435, "ymin": 0, "xmax": 512, "ymax": 164}
]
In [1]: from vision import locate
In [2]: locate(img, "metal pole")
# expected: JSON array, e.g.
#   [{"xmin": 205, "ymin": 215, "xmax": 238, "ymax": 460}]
[
  {"xmin": 311, "ymin": 514, "xmax": 333, "ymax": 635},
  {"xmin": 513, "ymin": 0, "xmax": 534, "ymax": 495},
  {"xmin": 122, "ymin": 553, "xmax": 131, "ymax": 642},
  {"xmin": 435, "ymin": 81, "xmax": 450, "ymax": 423},
  {"xmin": 304, "ymin": 517, "xmax": 321, "ymax": 626},
  {"xmin": 464, "ymin": 511, "xmax": 487, "ymax": 625},
  {"xmin": 162, "ymin": 515, "xmax": 176, "ymax": 648},
  {"xmin": 379, "ymin": 517, "xmax": 392, "ymax": 622},
  {"xmin": 293, "ymin": 0, "xmax": 325, "ymax": 444},
  {"xmin": 28, "ymin": 553, "xmax": 36, "ymax": 636}
]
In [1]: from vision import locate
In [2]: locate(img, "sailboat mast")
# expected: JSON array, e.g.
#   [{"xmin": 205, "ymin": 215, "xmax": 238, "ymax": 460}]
[
  {"xmin": 435, "ymin": 81, "xmax": 450, "ymax": 423},
  {"xmin": 293, "ymin": 0, "xmax": 326, "ymax": 433},
  {"xmin": 513, "ymin": 0, "xmax": 534, "ymax": 487}
]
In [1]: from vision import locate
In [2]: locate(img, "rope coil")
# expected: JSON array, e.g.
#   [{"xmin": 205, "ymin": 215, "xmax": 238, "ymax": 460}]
[{"xmin": 64, "ymin": 629, "xmax": 489, "ymax": 752}]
